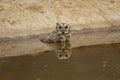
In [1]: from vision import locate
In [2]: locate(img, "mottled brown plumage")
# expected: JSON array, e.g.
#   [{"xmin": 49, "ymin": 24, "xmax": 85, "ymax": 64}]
[{"xmin": 42, "ymin": 22, "xmax": 71, "ymax": 43}]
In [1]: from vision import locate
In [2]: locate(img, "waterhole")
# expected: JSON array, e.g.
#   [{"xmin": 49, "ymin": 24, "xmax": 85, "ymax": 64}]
[{"xmin": 0, "ymin": 43, "xmax": 120, "ymax": 80}]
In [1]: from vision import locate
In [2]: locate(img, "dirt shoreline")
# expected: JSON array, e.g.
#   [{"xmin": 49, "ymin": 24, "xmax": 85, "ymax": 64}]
[
  {"xmin": 0, "ymin": 26, "xmax": 120, "ymax": 57},
  {"xmin": 0, "ymin": 26, "xmax": 120, "ymax": 42}
]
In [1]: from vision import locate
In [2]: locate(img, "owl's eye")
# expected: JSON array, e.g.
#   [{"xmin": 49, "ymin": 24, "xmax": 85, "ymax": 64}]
[
  {"xmin": 59, "ymin": 54, "xmax": 62, "ymax": 57},
  {"xmin": 65, "ymin": 54, "xmax": 68, "ymax": 57},
  {"xmin": 65, "ymin": 26, "xmax": 68, "ymax": 29},
  {"xmin": 59, "ymin": 26, "xmax": 62, "ymax": 29}
]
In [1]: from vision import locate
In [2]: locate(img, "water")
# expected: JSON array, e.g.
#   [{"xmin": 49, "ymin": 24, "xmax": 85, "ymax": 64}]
[{"xmin": 0, "ymin": 43, "xmax": 120, "ymax": 80}]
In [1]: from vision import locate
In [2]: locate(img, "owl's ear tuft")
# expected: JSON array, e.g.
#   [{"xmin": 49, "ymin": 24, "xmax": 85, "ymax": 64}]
[
  {"xmin": 56, "ymin": 22, "xmax": 60, "ymax": 26},
  {"xmin": 68, "ymin": 25, "xmax": 71, "ymax": 33},
  {"xmin": 56, "ymin": 23, "xmax": 59, "ymax": 33}
]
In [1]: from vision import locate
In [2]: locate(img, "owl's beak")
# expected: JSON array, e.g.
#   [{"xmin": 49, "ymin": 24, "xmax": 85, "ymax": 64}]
[{"xmin": 62, "ymin": 31, "xmax": 65, "ymax": 34}]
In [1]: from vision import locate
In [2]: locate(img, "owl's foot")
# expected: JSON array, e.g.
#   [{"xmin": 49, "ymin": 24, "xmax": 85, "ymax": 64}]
[{"xmin": 40, "ymin": 38, "xmax": 54, "ymax": 44}]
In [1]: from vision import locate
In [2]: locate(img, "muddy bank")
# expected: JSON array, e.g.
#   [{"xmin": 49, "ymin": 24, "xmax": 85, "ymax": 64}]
[
  {"xmin": 0, "ymin": 26, "xmax": 120, "ymax": 42},
  {"xmin": 0, "ymin": 27, "xmax": 120, "ymax": 57}
]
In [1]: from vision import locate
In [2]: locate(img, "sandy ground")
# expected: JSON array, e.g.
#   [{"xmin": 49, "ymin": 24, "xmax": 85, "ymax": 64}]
[{"xmin": 0, "ymin": 0, "xmax": 120, "ymax": 38}]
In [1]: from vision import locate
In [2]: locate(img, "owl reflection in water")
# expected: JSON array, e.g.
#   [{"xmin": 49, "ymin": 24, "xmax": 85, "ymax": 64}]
[{"xmin": 55, "ymin": 41, "xmax": 71, "ymax": 59}]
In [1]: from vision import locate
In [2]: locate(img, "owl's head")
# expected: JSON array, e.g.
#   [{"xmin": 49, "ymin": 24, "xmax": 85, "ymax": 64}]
[{"xmin": 56, "ymin": 23, "xmax": 71, "ymax": 35}]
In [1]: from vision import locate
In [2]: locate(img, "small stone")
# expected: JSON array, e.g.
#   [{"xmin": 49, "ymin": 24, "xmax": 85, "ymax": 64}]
[
  {"xmin": 33, "ymin": 62, "xmax": 37, "ymax": 64},
  {"xmin": 116, "ymin": 67, "xmax": 119, "ymax": 70},
  {"xmin": 44, "ymin": 64, "xmax": 48, "ymax": 68},
  {"xmin": 102, "ymin": 61, "xmax": 107, "ymax": 64},
  {"xmin": 0, "ymin": 5, "xmax": 4, "ymax": 11},
  {"xmin": 36, "ymin": 78, "xmax": 41, "ymax": 80},
  {"xmin": 102, "ymin": 64, "xmax": 106, "ymax": 67}
]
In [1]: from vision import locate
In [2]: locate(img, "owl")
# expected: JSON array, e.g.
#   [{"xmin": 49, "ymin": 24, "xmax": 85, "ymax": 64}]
[{"xmin": 42, "ymin": 22, "xmax": 71, "ymax": 43}]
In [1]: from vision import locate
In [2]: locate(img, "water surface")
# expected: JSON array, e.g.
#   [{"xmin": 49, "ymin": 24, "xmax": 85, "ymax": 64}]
[{"xmin": 0, "ymin": 43, "xmax": 120, "ymax": 80}]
